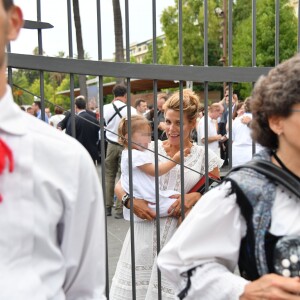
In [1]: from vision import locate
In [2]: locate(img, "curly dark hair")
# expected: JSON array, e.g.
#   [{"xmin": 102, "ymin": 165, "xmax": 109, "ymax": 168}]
[
  {"xmin": 3, "ymin": 0, "xmax": 13, "ymax": 10},
  {"xmin": 251, "ymin": 54, "xmax": 300, "ymax": 149}
]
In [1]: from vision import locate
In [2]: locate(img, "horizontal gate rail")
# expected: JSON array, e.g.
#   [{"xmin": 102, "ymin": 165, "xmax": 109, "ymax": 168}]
[{"xmin": 7, "ymin": 53, "xmax": 271, "ymax": 82}]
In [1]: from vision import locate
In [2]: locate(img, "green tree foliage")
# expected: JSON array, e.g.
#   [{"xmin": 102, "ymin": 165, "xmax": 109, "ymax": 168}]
[
  {"xmin": 233, "ymin": 0, "xmax": 297, "ymax": 67},
  {"xmin": 149, "ymin": 0, "xmax": 297, "ymax": 71},
  {"xmin": 233, "ymin": 0, "xmax": 252, "ymax": 27},
  {"xmin": 159, "ymin": 0, "xmax": 222, "ymax": 66},
  {"xmin": 142, "ymin": 37, "xmax": 165, "ymax": 64},
  {"xmin": 11, "ymin": 45, "xmax": 82, "ymax": 110},
  {"xmin": 232, "ymin": 0, "xmax": 297, "ymax": 99},
  {"xmin": 29, "ymin": 79, "xmax": 55, "ymax": 106},
  {"xmin": 11, "ymin": 70, "xmax": 31, "ymax": 106}
]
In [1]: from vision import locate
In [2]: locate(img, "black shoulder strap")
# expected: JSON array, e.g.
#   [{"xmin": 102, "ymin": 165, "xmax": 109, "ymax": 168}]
[
  {"xmin": 228, "ymin": 160, "xmax": 300, "ymax": 198},
  {"xmin": 106, "ymin": 103, "xmax": 126, "ymax": 125}
]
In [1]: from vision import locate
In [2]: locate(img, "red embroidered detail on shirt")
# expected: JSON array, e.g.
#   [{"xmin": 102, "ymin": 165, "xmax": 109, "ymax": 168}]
[{"xmin": 0, "ymin": 139, "xmax": 14, "ymax": 203}]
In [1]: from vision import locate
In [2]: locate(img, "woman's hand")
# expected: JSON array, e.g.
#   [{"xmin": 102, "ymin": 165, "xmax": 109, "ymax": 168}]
[
  {"xmin": 168, "ymin": 192, "xmax": 201, "ymax": 217},
  {"xmin": 240, "ymin": 274, "xmax": 300, "ymax": 299},
  {"xmin": 115, "ymin": 180, "xmax": 156, "ymax": 221},
  {"xmin": 128, "ymin": 198, "xmax": 156, "ymax": 221}
]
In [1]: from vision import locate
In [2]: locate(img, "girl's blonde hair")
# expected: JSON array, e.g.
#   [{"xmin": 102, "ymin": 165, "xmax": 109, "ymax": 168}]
[
  {"xmin": 118, "ymin": 115, "xmax": 151, "ymax": 147},
  {"xmin": 163, "ymin": 89, "xmax": 201, "ymax": 122}
]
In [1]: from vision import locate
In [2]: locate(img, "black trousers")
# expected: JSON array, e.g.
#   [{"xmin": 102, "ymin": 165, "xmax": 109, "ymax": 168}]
[{"xmin": 218, "ymin": 122, "xmax": 228, "ymax": 164}]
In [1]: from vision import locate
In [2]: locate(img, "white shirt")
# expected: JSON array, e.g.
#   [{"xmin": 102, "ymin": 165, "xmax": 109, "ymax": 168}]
[
  {"xmin": 157, "ymin": 181, "xmax": 300, "ymax": 299},
  {"xmin": 103, "ymin": 100, "xmax": 136, "ymax": 143},
  {"xmin": 0, "ymin": 86, "xmax": 106, "ymax": 300},
  {"xmin": 49, "ymin": 114, "xmax": 65, "ymax": 129},
  {"xmin": 197, "ymin": 115, "xmax": 219, "ymax": 155},
  {"xmin": 232, "ymin": 114, "xmax": 264, "ymax": 167}
]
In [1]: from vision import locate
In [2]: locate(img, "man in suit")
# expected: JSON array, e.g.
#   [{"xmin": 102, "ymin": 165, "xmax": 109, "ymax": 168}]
[
  {"xmin": 58, "ymin": 96, "xmax": 100, "ymax": 164},
  {"xmin": 145, "ymin": 93, "xmax": 168, "ymax": 141}
]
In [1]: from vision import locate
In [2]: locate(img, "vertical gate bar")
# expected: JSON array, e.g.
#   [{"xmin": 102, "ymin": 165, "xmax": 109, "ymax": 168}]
[
  {"xmin": 67, "ymin": 0, "xmax": 76, "ymax": 138},
  {"xmin": 153, "ymin": 79, "xmax": 162, "ymax": 300},
  {"xmin": 298, "ymin": 2, "xmax": 300, "ymax": 52},
  {"xmin": 124, "ymin": 2, "xmax": 136, "ymax": 299},
  {"xmin": 152, "ymin": 0, "xmax": 157, "ymax": 64},
  {"xmin": 252, "ymin": 0, "xmax": 256, "ymax": 67},
  {"xmin": 275, "ymin": 0, "xmax": 280, "ymax": 65},
  {"xmin": 223, "ymin": 0, "xmax": 227, "ymax": 93},
  {"xmin": 227, "ymin": 81, "xmax": 233, "ymax": 170},
  {"xmin": 227, "ymin": 0, "xmax": 233, "ymax": 169},
  {"xmin": 96, "ymin": 1, "xmax": 109, "ymax": 298},
  {"xmin": 6, "ymin": 42, "xmax": 13, "ymax": 88},
  {"xmin": 227, "ymin": 0, "xmax": 232, "ymax": 67},
  {"xmin": 204, "ymin": 81, "xmax": 209, "ymax": 185},
  {"xmin": 204, "ymin": 0, "xmax": 208, "ymax": 67},
  {"xmin": 151, "ymin": 6, "xmax": 162, "ymax": 298},
  {"xmin": 37, "ymin": 0, "xmax": 46, "ymax": 122},
  {"xmin": 203, "ymin": 0, "xmax": 209, "ymax": 190},
  {"xmin": 125, "ymin": 0, "xmax": 130, "ymax": 63},
  {"xmin": 152, "ymin": 79, "xmax": 159, "ymax": 244},
  {"xmin": 151, "ymin": 1, "xmax": 162, "ymax": 299},
  {"xmin": 126, "ymin": 79, "xmax": 135, "ymax": 300},
  {"xmin": 179, "ymin": 81, "xmax": 185, "ymax": 221},
  {"xmin": 178, "ymin": 0, "xmax": 183, "ymax": 65},
  {"xmin": 252, "ymin": 0, "xmax": 257, "ymax": 156},
  {"xmin": 178, "ymin": 0, "xmax": 185, "ymax": 222}
]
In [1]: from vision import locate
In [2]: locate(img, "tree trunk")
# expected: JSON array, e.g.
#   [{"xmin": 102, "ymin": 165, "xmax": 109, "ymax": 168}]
[
  {"xmin": 112, "ymin": 0, "xmax": 125, "ymax": 84},
  {"xmin": 73, "ymin": 0, "xmax": 88, "ymax": 99}
]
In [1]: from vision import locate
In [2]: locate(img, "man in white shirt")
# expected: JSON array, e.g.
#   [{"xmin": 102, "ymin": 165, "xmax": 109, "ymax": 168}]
[
  {"xmin": 32, "ymin": 99, "xmax": 49, "ymax": 123},
  {"xmin": 103, "ymin": 84, "xmax": 136, "ymax": 218},
  {"xmin": 134, "ymin": 98, "xmax": 148, "ymax": 115},
  {"xmin": 197, "ymin": 103, "xmax": 224, "ymax": 156},
  {"xmin": 0, "ymin": 2, "xmax": 106, "ymax": 299}
]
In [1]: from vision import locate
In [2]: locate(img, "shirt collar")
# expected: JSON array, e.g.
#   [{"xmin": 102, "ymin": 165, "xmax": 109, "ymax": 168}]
[
  {"xmin": 77, "ymin": 110, "xmax": 86, "ymax": 115},
  {"xmin": 0, "ymin": 85, "xmax": 27, "ymax": 136}
]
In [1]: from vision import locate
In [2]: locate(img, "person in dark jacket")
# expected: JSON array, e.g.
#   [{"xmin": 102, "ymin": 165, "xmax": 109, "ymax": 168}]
[{"xmin": 58, "ymin": 96, "xmax": 100, "ymax": 164}]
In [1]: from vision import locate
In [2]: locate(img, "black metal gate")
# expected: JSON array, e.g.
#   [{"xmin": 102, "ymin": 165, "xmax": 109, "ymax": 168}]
[{"xmin": 6, "ymin": 1, "xmax": 300, "ymax": 299}]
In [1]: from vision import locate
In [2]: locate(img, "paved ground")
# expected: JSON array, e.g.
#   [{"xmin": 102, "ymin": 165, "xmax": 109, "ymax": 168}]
[{"xmin": 106, "ymin": 210, "xmax": 129, "ymax": 287}]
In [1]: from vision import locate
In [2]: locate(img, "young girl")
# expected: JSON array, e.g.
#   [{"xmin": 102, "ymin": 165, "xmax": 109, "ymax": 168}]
[{"xmin": 118, "ymin": 115, "xmax": 189, "ymax": 221}]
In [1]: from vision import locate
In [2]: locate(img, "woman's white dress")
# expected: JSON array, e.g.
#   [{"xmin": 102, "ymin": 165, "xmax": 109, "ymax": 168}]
[{"xmin": 109, "ymin": 141, "xmax": 223, "ymax": 299}]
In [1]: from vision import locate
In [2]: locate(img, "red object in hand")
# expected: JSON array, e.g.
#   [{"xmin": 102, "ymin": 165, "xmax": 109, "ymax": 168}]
[
  {"xmin": 0, "ymin": 139, "xmax": 14, "ymax": 203},
  {"xmin": 0, "ymin": 139, "xmax": 14, "ymax": 174},
  {"xmin": 188, "ymin": 172, "xmax": 221, "ymax": 194}
]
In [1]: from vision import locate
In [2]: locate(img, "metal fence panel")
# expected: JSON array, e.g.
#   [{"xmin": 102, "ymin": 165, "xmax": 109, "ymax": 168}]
[{"xmin": 6, "ymin": 1, "xmax": 300, "ymax": 299}]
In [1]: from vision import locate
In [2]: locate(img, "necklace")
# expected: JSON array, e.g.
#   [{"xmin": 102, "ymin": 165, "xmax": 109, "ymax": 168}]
[{"xmin": 273, "ymin": 151, "xmax": 300, "ymax": 182}]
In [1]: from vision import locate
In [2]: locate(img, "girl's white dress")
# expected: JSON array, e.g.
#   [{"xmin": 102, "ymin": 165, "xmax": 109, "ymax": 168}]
[
  {"xmin": 121, "ymin": 149, "xmax": 180, "ymax": 220},
  {"xmin": 109, "ymin": 141, "xmax": 223, "ymax": 299}
]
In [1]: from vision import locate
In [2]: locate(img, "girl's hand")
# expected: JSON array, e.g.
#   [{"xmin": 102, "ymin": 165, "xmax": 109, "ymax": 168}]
[{"xmin": 172, "ymin": 148, "xmax": 191, "ymax": 164}]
